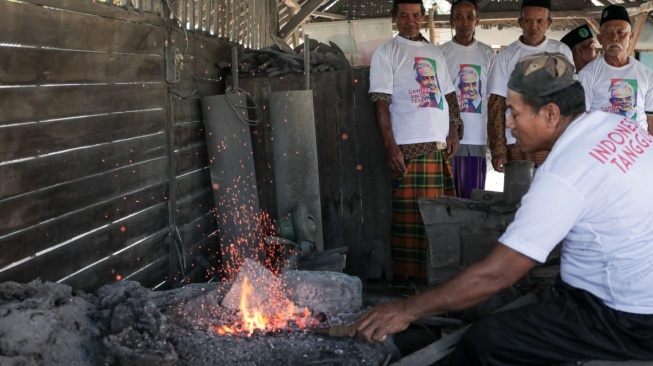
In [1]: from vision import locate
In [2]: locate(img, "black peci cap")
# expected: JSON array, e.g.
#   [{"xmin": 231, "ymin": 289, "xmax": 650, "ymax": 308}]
[
  {"xmin": 521, "ymin": 0, "xmax": 551, "ymax": 10},
  {"xmin": 452, "ymin": 0, "xmax": 479, "ymax": 8},
  {"xmin": 600, "ymin": 5, "xmax": 631, "ymax": 26},
  {"xmin": 560, "ymin": 24, "xmax": 593, "ymax": 50},
  {"xmin": 394, "ymin": 0, "xmax": 424, "ymax": 5}
]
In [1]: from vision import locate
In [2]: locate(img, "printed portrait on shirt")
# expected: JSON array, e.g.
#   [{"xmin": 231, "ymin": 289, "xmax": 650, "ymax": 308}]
[
  {"xmin": 412, "ymin": 58, "xmax": 444, "ymax": 109},
  {"xmin": 456, "ymin": 64, "xmax": 482, "ymax": 114},
  {"xmin": 602, "ymin": 79, "xmax": 638, "ymax": 120}
]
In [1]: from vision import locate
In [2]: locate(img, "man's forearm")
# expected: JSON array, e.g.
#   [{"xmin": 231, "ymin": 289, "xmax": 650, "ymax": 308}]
[
  {"xmin": 487, "ymin": 94, "xmax": 508, "ymax": 159},
  {"xmin": 402, "ymin": 244, "xmax": 536, "ymax": 321},
  {"xmin": 372, "ymin": 100, "xmax": 396, "ymax": 149}
]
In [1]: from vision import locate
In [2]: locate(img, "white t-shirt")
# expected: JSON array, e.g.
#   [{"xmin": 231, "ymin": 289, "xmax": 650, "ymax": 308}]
[
  {"xmin": 441, "ymin": 39, "xmax": 495, "ymax": 146},
  {"xmin": 578, "ymin": 56, "xmax": 653, "ymax": 131},
  {"xmin": 369, "ymin": 36, "xmax": 455, "ymax": 145},
  {"xmin": 487, "ymin": 38, "xmax": 573, "ymax": 145},
  {"xmin": 500, "ymin": 111, "xmax": 653, "ymax": 314}
]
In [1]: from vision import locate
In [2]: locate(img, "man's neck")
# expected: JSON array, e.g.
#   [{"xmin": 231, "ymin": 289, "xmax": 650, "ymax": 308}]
[
  {"xmin": 453, "ymin": 34, "xmax": 474, "ymax": 46},
  {"xmin": 603, "ymin": 53, "xmax": 629, "ymax": 68},
  {"xmin": 399, "ymin": 33, "xmax": 425, "ymax": 42},
  {"xmin": 519, "ymin": 35, "xmax": 546, "ymax": 47}
]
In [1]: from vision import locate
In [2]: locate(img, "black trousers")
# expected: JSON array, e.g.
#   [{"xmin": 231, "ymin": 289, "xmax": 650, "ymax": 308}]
[{"xmin": 448, "ymin": 281, "xmax": 653, "ymax": 365}]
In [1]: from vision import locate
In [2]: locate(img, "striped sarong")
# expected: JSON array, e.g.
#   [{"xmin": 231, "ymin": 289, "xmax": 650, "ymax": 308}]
[
  {"xmin": 452, "ymin": 156, "xmax": 487, "ymax": 199},
  {"xmin": 391, "ymin": 149, "xmax": 456, "ymax": 280}
]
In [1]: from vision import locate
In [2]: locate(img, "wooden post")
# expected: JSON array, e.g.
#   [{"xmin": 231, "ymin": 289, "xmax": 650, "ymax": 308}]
[
  {"xmin": 429, "ymin": 4, "xmax": 437, "ymax": 45},
  {"xmin": 629, "ymin": 13, "xmax": 647, "ymax": 56}
]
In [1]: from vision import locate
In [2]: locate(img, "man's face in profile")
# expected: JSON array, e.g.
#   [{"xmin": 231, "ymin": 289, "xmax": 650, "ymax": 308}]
[
  {"xmin": 461, "ymin": 72, "xmax": 479, "ymax": 100},
  {"xmin": 610, "ymin": 86, "xmax": 634, "ymax": 112},
  {"xmin": 417, "ymin": 66, "xmax": 438, "ymax": 94}
]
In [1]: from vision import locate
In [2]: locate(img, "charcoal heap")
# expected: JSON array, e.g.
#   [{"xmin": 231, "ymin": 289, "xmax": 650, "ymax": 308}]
[{"xmin": 225, "ymin": 36, "xmax": 352, "ymax": 78}]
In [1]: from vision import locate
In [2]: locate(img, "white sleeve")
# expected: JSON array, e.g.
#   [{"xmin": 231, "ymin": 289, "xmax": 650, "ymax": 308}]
[
  {"xmin": 644, "ymin": 67, "xmax": 653, "ymax": 114},
  {"xmin": 578, "ymin": 69, "xmax": 592, "ymax": 112},
  {"xmin": 499, "ymin": 172, "xmax": 584, "ymax": 263},
  {"xmin": 438, "ymin": 56, "xmax": 456, "ymax": 96},
  {"xmin": 369, "ymin": 48, "xmax": 394, "ymax": 95},
  {"xmin": 487, "ymin": 50, "xmax": 509, "ymax": 97}
]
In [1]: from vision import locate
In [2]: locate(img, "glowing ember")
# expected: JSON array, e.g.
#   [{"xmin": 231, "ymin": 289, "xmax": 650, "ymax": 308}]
[{"xmin": 214, "ymin": 276, "xmax": 314, "ymax": 336}]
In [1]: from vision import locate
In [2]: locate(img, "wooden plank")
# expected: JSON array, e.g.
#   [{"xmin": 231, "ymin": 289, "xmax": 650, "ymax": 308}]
[
  {"xmin": 176, "ymin": 168, "xmax": 212, "ymax": 199},
  {"xmin": 0, "ymin": 133, "xmax": 166, "ymax": 200},
  {"xmin": 125, "ymin": 255, "xmax": 170, "ymax": 289},
  {"xmin": 0, "ymin": 83, "xmax": 167, "ymax": 126},
  {"xmin": 174, "ymin": 121, "xmax": 206, "ymax": 149},
  {"xmin": 10, "ymin": 0, "xmax": 167, "ymax": 25},
  {"xmin": 175, "ymin": 185, "xmax": 215, "ymax": 225},
  {"xmin": 354, "ymin": 69, "xmax": 392, "ymax": 280},
  {"xmin": 278, "ymin": 0, "xmax": 325, "ymax": 39},
  {"xmin": 62, "ymin": 229, "xmax": 169, "ymax": 291},
  {"xmin": 0, "ymin": 203, "xmax": 169, "ymax": 285},
  {"xmin": 0, "ymin": 157, "xmax": 168, "ymax": 237},
  {"xmin": 0, "ymin": 109, "xmax": 166, "ymax": 162},
  {"xmin": 332, "ymin": 72, "xmax": 364, "ymax": 276},
  {"xmin": 172, "ymin": 98, "xmax": 203, "ymax": 123},
  {"xmin": 317, "ymin": 72, "xmax": 346, "ymax": 251},
  {"xmin": 0, "ymin": 48, "xmax": 163, "ymax": 85},
  {"xmin": 0, "ymin": 0, "xmax": 164, "ymax": 54},
  {"xmin": 175, "ymin": 143, "xmax": 210, "ymax": 176},
  {"xmin": 0, "ymin": 183, "xmax": 167, "ymax": 270}
]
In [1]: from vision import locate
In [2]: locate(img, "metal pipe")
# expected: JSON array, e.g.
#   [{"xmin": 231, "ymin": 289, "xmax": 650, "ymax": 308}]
[
  {"xmin": 231, "ymin": 46, "xmax": 239, "ymax": 92},
  {"xmin": 304, "ymin": 33, "xmax": 310, "ymax": 90}
]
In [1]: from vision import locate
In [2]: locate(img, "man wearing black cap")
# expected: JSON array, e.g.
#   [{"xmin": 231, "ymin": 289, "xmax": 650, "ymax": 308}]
[
  {"xmin": 578, "ymin": 4, "xmax": 653, "ymax": 135},
  {"xmin": 368, "ymin": 0, "xmax": 464, "ymax": 285},
  {"xmin": 352, "ymin": 52, "xmax": 653, "ymax": 364},
  {"xmin": 441, "ymin": 0, "xmax": 495, "ymax": 199},
  {"xmin": 560, "ymin": 24, "xmax": 597, "ymax": 71},
  {"xmin": 486, "ymin": 0, "xmax": 573, "ymax": 174}
]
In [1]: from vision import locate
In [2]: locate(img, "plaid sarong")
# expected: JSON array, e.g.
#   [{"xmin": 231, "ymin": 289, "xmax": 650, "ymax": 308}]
[
  {"xmin": 391, "ymin": 149, "xmax": 456, "ymax": 280},
  {"xmin": 451, "ymin": 156, "xmax": 487, "ymax": 199}
]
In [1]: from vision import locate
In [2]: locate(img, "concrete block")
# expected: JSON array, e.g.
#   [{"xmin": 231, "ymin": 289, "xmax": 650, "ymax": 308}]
[{"xmin": 280, "ymin": 271, "xmax": 362, "ymax": 314}]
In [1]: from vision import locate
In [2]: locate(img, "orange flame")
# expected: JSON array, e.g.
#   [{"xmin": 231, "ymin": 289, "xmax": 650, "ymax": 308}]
[{"xmin": 214, "ymin": 276, "xmax": 314, "ymax": 336}]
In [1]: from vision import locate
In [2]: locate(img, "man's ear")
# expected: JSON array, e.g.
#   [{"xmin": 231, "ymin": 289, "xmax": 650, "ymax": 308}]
[{"xmin": 546, "ymin": 103, "xmax": 561, "ymax": 127}]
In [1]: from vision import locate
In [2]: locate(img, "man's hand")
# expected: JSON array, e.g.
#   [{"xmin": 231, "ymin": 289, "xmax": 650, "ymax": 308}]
[
  {"xmin": 446, "ymin": 124, "xmax": 460, "ymax": 158},
  {"xmin": 492, "ymin": 153, "xmax": 507, "ymax": 172},
  {"xmin": 349, "ymin": 300, "xmax": 414, "ymax": 342},
  {"xmin": 385, "ymin": 142, "xmax": 407, "ymax": 174}
]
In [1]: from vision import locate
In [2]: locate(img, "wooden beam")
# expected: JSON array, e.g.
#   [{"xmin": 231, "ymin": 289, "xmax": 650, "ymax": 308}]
[
  {"xmin": 278, "ymin": 0, "xmax": 326, "ymax": 38},
  {"xmin": 432, "ymin": 2, "xmax": 653, "ymax": 25},
  {"xmin": 586, "ymin": 18, "xmax": 600, "ymax": 34},
  {"xmin": 478, "ymin": 0, "xmax": 492, "ymax": 11},
  {"xmin": 313, "ymin": 11, "xmax": 348, "ymax": 20},
  {"xmin": 629, "ymin": 12, "xmax": 649, "ymax": 56},
  {"xmin": 326, "ymin": 0, "xmax": 353, "ymax": 14}
]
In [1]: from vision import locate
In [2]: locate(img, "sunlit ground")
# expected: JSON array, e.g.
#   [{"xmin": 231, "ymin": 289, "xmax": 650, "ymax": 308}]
[{"xmin": 484, "ymin": 153, "xmax": 504, "ymax": 193}]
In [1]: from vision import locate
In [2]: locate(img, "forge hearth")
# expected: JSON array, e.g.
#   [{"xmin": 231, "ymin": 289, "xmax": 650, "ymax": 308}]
[{"xmin": 0, "ymin": 271, "xmax": 397, "ymax": 365}]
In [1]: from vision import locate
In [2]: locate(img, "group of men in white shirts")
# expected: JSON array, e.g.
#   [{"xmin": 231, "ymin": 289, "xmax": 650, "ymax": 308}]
[{"xmin": 357, "ymin": 0, "xmax": 653, "ymax": 363}]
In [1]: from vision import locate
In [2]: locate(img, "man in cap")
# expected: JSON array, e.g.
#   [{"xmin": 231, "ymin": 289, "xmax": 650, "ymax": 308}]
[
  {"xmin": 560, "ymin": 24, "xmax": 598, "ymax": 71},
  {"xmin": 578, "ymin": 4, "xmax": 653, "ymax": 134},
  {"xmin": 486, "ymin": 0, "xmax": 573, "ymax": 173},
  {"xmin": 368, "ymin": 0, "xmax": 464, "ymax": 285},
  {"xmin": 352, "ymin": 52, "xmax": 653, "ymax": 364},
  {"xmin": 441, "ymin": 0, "xmax": 495, "ymax": 198}
]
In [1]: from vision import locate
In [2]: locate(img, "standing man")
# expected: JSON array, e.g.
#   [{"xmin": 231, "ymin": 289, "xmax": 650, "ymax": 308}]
[
  {"xmin": 441, "ymin": 0, "xmax": 495, "ymax": 199},
  {"xmin": 486, "ymin": 0, "xmax": 573, "ymax": 172},
  {"xmin": 352, "ymin": 52, "xmax": 653, "ymax": 365},
  {"xmin": 578, "ymin": 4, "xmax": 653, "ymax": 135},
  {"xmin": 369, "ymin": 0, "xmax": 464, "ymax": 285},
  {"xmin": 560, "ymin": 24, "xmax": 598, "ymax": 71}
]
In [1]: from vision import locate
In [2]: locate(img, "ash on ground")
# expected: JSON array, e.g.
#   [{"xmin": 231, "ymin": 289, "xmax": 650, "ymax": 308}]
[{"xmin": 0, "ymin": 279, "xmax": 398, "ymax": 366}]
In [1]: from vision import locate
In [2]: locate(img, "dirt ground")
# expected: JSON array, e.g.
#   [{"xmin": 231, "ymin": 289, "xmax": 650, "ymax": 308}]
[{"xmin": 0, "ymin": 280, "xmax": 398, "ymax": 366}]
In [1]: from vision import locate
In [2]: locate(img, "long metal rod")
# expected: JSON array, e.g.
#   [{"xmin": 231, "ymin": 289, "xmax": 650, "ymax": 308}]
[
  {"xmin": 231, "ymin": 46, "xmax": 239, "ymax": 92},
  {"xmin": 304, "ymin": 33, "xmax": 310, "ymax": 90}
]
